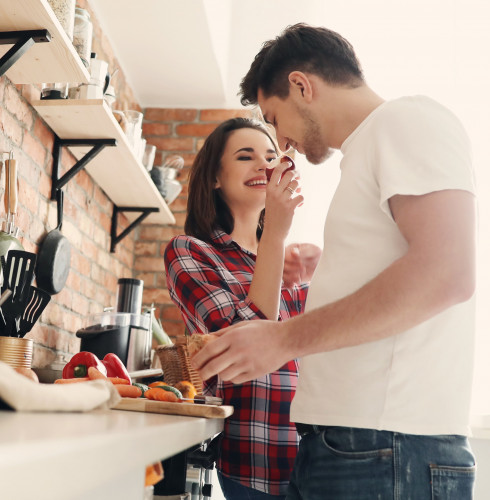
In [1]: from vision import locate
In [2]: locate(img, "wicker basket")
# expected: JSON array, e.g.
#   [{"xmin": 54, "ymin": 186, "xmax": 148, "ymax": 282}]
[{"xmin": 156, "ymin": 337, "xmax": 203, "ymax": 395}]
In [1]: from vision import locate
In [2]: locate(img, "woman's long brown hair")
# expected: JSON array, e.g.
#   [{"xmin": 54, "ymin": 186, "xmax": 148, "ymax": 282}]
[{"xmin": 185, "ymin": 118, "xmax": 278, "ymax": 243}]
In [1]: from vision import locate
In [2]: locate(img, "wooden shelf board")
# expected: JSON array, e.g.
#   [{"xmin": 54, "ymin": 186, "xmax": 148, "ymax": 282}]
[
  {"xmin": 0, "ymin": 0, "xmax": 89, "ymax": 84},
  {"xmin": 32, "ymin": 99, "xmax": 175, "ymax": 225}
]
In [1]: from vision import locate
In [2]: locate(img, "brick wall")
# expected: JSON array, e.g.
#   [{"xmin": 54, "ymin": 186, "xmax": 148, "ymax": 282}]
[
  {"xmin": 137, "ymin": 108, "xmax": 253, "ymax": 341},
  {"xmin": 0, "ymin": 1, "xmax": 141, "ymax": 369},
  {"xmin": 0, "ymin": 1, "xmax": 255, "ymax": 369}
]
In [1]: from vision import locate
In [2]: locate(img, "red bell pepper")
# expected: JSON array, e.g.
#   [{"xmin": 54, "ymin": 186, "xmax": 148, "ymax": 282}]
[
  {"xmin": 102, "ymin": 353, "xmax": 132, "ymax": 384},
  {"xmin": 62, "ymin": 351, "xmax": 107, "ymax": 379}
]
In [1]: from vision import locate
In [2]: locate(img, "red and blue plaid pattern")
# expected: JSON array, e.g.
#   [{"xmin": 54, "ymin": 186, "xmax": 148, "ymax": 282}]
[{"xmin": 164, "ymin": 229, "xmax": 308, "ymax": 495}]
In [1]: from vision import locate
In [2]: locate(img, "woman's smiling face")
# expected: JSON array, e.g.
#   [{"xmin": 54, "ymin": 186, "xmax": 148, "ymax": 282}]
[{"xmin": 215, "ymin": 127, "xmax": 278, "ymax": 212}]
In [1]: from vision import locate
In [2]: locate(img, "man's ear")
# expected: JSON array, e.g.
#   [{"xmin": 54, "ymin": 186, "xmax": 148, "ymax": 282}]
[{"xmin": 288, "ymin": 71, "xmax": 313, "ymax": 103}]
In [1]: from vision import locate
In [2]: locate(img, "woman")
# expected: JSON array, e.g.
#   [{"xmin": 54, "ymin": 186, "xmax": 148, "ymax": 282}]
[{"xmin": 164, "ymin": 118, "xmax": 319, "ymax": 499}]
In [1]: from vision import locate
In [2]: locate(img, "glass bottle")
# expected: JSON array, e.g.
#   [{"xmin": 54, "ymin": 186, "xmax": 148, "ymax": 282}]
[
  {"xmin": 47, "ymin": 0, "xmax": 76, "ymax": 41},
  {"xmin": 73, "ymin": 7, "xmax": 93, "ymax": 68}
]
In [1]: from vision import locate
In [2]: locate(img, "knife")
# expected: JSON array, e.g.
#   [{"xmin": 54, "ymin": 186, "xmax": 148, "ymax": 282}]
[{"xmin": 180, "ymin": 396, "xmax": 223, "ymax": 406}]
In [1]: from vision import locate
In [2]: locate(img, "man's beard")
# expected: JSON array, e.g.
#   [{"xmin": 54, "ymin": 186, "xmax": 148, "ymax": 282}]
[{"xmin": 302, "ymin": 113, "xmax": 333, "ymax": 165}]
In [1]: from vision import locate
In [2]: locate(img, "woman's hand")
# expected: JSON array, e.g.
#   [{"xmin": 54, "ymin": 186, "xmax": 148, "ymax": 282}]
[
  {"xmin": 263, "ymin": 160, "xmax": 304, "ymax": 241},
  {"xmin": 283, "ymin": 243, "xmax": 322, "ymax": 287}
]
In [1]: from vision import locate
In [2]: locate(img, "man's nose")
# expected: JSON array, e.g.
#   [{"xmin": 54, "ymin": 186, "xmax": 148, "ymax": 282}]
[{"xmin": 276, "ymin": 133, "xmax": 290, "ymax": 153}]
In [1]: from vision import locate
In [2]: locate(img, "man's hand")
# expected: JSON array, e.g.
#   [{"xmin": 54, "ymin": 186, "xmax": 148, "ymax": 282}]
[
  {"xmin": 190, "ymin": 320, "xmax": 292, "ymax": 384},
  {"xmin": 283, "ymin": 243, "xmax": 322, "ymax": 287}
]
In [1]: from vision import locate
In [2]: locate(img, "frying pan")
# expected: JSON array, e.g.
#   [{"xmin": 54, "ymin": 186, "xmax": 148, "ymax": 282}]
[
  {"xmin": 0, "ymin": 157, "xmax": 24, "ymax": 261},
  {"xmin": 36, "ymin": 189, "xmax": 71, "ymax": 295}
]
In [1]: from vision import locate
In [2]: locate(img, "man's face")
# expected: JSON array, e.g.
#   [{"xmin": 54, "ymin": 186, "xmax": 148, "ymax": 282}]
[{"xmin": 257, "ymin": 88, "xmax": 333, "ymax": 165}]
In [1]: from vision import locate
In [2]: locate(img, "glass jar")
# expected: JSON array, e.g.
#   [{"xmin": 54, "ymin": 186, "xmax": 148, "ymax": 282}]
[
  {"xmin": 123, "ymin": 110, "xmax": 143, "ymax": 152},
  {"xmin": 41, "ymin": 82, "xmax": 69, "ymax": 99},
  {"xmin": 103, "ymin": 84, "xmax": 116, "ymax": 107},
  {"xmin": 163, "ymin": 168, "xmax": 183, "ymax": 205},
  {"xmin": 142, "ymin": 144, "xmax": 156, "ymax": 171},
  {"xmin": 73, "ymin": 7, "xmax": 93, "ymax": 68},
  {"xmin": 47, "ymin": 0, "xmax": 76, "ymax": 41}
]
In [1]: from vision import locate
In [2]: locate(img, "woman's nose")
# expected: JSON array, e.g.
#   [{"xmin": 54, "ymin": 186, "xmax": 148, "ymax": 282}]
[{"xmin": 256, "ymin": 158, "xmax": 268, "ymax": 171}]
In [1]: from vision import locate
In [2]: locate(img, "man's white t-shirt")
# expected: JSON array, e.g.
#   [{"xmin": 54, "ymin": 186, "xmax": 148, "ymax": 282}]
[{"xmin": 290, "ymin": 96, "xmax": 476, "ymax": 436}]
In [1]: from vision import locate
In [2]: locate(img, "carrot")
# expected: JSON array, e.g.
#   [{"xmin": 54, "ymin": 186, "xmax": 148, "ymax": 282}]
[
  {"xmin": 108, "ymin": 377, "xmax": 130, "ymax": 385},
  {"xmin": 144, "ymin": 387, "xmax": 179, "ymax": 402},
  {"xmin": 145, "ymin": 462, "xmax": 164, "ymax": 487},
  {"xmin": 88, "ymin": 366, "xmax": 108, "ymax": 381},
  {"xmin": 115, "ymin": 384, "xmax": 142, "ymax": 398},
  {"xmin": 54, "ymin": 377, "xmax": 90, "ymax": 384}
]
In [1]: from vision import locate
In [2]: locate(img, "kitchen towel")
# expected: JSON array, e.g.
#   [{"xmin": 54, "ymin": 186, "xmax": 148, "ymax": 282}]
[{"xmin": 0, "ymin": 361, "xmax": 121, "ymax": 412}]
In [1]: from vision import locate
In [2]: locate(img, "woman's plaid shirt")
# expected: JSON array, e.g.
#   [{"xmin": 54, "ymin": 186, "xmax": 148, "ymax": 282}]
[{"xmin": 164, "ymin": 229, "xmax": 308, "ymax": 495}]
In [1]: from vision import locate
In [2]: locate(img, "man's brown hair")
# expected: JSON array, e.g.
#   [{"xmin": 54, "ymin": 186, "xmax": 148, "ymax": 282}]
[{"xmin": 240, "ymin": 23, "xmax": 364, "ymax": 106}]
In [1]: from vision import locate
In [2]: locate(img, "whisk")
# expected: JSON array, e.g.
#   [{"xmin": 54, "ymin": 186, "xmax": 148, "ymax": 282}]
[{"xmin": 162, "ymin": 154, "xmax": 184, "ymax": 171}]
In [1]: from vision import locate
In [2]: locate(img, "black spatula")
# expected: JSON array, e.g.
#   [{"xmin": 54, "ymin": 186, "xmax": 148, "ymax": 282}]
[
  {"xmin": 16, "ymin": 286, "xmax": 51, "ymax": 337},
  {"xmin": 1, "ymin": 250, "xmax": 37, "ymax": 335}
]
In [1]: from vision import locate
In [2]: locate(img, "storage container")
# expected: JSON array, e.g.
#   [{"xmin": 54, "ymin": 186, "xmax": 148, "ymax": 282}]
[
  {"xmin": 47, "ymin": 0, "xmax": 76, "ymax": 41},
  {"xmin": 73, "ymin": 7, "xmax": 92, "ymax": 67}
]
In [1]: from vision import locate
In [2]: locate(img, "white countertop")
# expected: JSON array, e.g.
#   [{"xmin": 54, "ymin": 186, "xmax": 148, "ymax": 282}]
[
  {"xmin": 0, "ymin": 408, "xmax": 224, "ymax": 500},
  {"xmin": 1, "ymin": 409, "xmax": 486, "ymax": 500}
]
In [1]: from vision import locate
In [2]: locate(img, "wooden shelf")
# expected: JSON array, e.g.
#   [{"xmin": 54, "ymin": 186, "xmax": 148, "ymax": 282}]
[
  {"xmin": 32, "ymin": 99, "xmax": 176, "ymax": 225},
  {"xmin": 0, "ymin": 0, "xmax": 89, "ymax": 84}
]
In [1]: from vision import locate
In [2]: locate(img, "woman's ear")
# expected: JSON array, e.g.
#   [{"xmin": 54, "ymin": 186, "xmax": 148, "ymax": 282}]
[
  {"xmin": 288, "ymin": 71, "xmax": 313, "ymax": 103},
  {"xmin": 214, "ymin": 178, "xmax": 221, "ymax": 189}
]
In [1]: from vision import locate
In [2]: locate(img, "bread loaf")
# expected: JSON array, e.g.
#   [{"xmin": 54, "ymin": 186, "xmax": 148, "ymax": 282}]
[{"xmin": 188, "ymin": 333, "xmax": 217, "ymax": 357}]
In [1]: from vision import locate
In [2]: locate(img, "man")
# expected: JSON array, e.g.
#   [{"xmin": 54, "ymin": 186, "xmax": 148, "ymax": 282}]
[{"xmin": 192, "ymin": 23, "xmax": 477, "ymax": 499}]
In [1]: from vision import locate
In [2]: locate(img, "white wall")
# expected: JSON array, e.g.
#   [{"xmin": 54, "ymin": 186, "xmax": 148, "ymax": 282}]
[{"xmin": 285, "ymin": 151, "xmax": 341, "ymax": 249}]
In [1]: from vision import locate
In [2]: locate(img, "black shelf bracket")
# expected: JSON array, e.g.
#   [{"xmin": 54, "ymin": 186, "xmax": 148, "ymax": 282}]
[
  {"xmin": 0, "ymin": 30, "xmax": 51, "ymax": 77},
  {"xmin": 51, "ymin": 136, "xmax": 117, "ymax": 199},
  {"xmin": 111, "ymin": 206, "xmax": 159, "ymax": 253}
]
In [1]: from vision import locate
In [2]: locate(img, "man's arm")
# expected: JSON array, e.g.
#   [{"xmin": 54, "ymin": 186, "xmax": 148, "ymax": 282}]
[{"xmin": 192, "ymin": 189, "xmax": 476, "ymax": 383}]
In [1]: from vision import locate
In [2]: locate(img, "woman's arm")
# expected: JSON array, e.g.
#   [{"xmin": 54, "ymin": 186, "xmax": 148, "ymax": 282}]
[{"xmin": 247, "ymin": 164, "xmax": 304, "ymax": 319}]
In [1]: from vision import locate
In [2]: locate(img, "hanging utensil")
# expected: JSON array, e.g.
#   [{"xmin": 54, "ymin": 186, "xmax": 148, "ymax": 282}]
[
  {"xmin": 0, "ymin": 152, "xmax": 23, "ymax": 260},
  {"xmin": 16, "ymin": 286, "xmax": 51, "ymax": 338},
  {"xmin": 0, "ymin": 288, "xmax": 13, "ymax": 335},
  {"xmin": 0, "ymin": 288, "xmax": 12, "ymax": 307},
  {"xmin": 1, "ymin": 250, "xmax": 37, "ymax": 335},
  {"xmin": 4, "ymin": 153, "xmax": 10, "ymax": 234},
  {"xmin": 0, "ymin": 255, "xmax": 6, "ymax": 290},
  {"xmin": 7, "ymin": 152, "xmax": 18, "ymax": 235},
  {"xmin": 36, "ymin": 189, "xmax": 71, "ymax": 295}
]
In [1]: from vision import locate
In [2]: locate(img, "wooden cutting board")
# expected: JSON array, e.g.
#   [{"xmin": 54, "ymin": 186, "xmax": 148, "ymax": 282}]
[{"xmin": 113, "ymin": 397, "xmax": 234, "ymax": 419}]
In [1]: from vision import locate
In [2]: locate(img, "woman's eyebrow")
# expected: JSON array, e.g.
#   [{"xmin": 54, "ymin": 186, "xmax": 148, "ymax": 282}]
[
  {"xmin": 234, "ymin": 147, "xmax": 254, "ymax": 154},
  {"xmin": 233, "ymin": 147, "xmax": 276, "ymax": 155}
]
